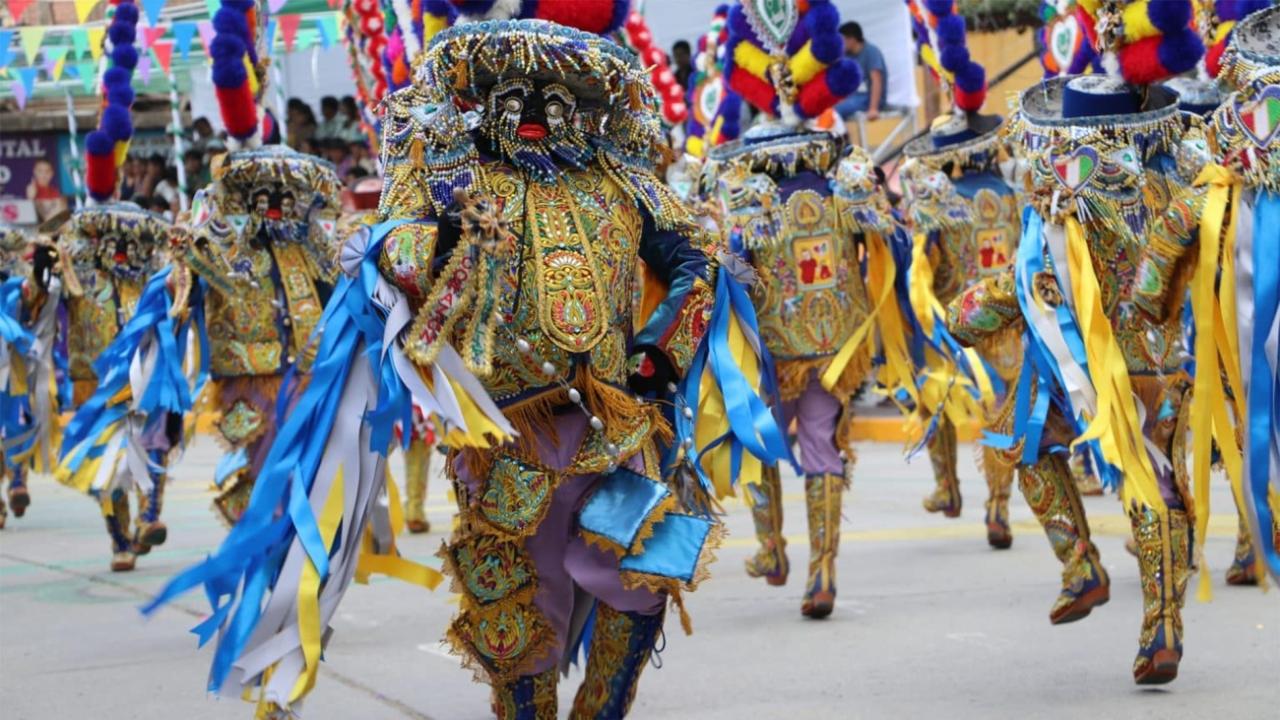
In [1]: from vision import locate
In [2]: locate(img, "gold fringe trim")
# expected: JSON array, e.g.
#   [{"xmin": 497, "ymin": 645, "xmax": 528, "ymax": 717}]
[
  {"xmin": 619, "ymin": 517, "xmax": 726, "ymax": 599},
  {"xmin": 629, "ymin": 492, "xmax": 679, "ymax": 556},
  {"xmin": 776, "ymin": 353, "xmax": 868, "ymax": 403}
]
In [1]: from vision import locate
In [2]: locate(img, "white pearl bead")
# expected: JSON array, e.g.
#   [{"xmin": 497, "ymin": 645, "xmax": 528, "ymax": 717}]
[
  {"xmin": 568, "ymin": 388, "xmax": 582, "ymax": 404},
  {"xmin": 516, "ymin": 338, "xmax": 532, "ymax": 354},
  {"xmin": 589, "ymin": 416, "xmax": 604, "ymax": 431},
  {"xmin": 541, "ymin": 361, "xmax": 556, "ymax": 375}
]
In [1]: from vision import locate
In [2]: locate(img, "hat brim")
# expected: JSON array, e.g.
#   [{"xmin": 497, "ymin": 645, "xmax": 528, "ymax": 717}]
[
  {"xmin": 67, "ymin": 202, "xmax": 170, "ymax": 242},
  {"xmin": 1018, "ymin": 76, "xmax": 1180, "ymax": 130},
  {"xmin": 904, "ymin": 113, "xmax": 1005, "ymax": 162},
  {"xmin": 215, "ymin": 146, "xmax": 342, "ymax": 208}
]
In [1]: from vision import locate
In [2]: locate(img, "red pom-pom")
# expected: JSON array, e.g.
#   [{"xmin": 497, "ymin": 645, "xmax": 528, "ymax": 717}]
[
  {"xmin": 663, "ymin": 83, "xmax": 684, "ymax": 103},
  {"xmin": 652, "ymin": 67, "xmax": 675, "ymax": 88},
  {"xmin": 535, "ymin": 0, "xmax": 620, "ymax": 35},
  {"xmin": 1116, "ymin": 36, "xmax": 1167, "ymax": 85},
  {"xmin": 953, "ymin": 84, "xmax": 986, "ymax": 112},
  {"xmin": 728, "ymin": 67, "xmax": 777, "ymax": 116},
  {"xmin": 642, "ymin": 46, "xmax": 665, "ymax": 68},
  {"xmin": 624, "ymin": 11, "xmax": 645, "ymax": 33},
  {"xmin": 216, "ymin": 80, "xmax": 258, "ymax": 139},
  {"xmin": 633, "ymin": 28, "xmax": 652, "ymax": 49},
  {"xmin": 1206, "ymin": 40, "xmax": 1228, "ymax": 78},
  {"xmin": 85, "ymin": 152, "xmax": 118, "ymax": 201},
  {"xmin": 796, "ymin": 69, "xmax": 841, "ymax": 119},
  {"xmin": 663, "ymin": 101, "xmax": 688, "ymax": 124}
]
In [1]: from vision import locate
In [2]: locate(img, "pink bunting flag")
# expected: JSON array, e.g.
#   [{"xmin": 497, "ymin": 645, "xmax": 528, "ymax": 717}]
[
  {"xmin": 278, "ymin": 14, "xmax": 302, "ymax": 52},
  {"xmin": 196, "ymin": 20, "xmax": 215, "ymax": 54},
  {"xmin": 142, "ymin": 26, "xmax": 167, "ymax": 49},
  {"xmin": 7, "ymin": 0, "xmax": 34, "ymax": 22},
  {"xmin": 152, "ymin": 41, "xmax": 173, "ymax": 75}
]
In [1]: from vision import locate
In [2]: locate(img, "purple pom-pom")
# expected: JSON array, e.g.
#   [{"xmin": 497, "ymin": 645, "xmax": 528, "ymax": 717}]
[
  {"xmin": 825, "ymin": 57, "xmax": 862, "ymax": 97},
  {"xmin": 107, "ymin": 84, "xmax": 134, "ymax": 108},
  {"xmin": 936, "ymin": 15, "xmax": 966, "ymax": 46},
  {"xmin": 605, "ymin": 0, "xmax": 629, "ymax": 34},
  {"xmin": 954, "ymin": 62, "xmax": 985, "ymax": 93},
  {"xmin": 940, "ymin": 45, "xmax": 970, "ymax": 71},
  {"xmin": 924, "ymin": 0, "xmax": 955, "ymax": 18},
  {"xmin": 86, "ymin": 130, "xmax": 114, "ymax": 156},
  {"xmin": 113, "ymin": 1, "xmax": 139, "ymax": 25},
  {"xmin": 1146, "ymin": 0, "xmax": 1191, "ymax": 32},
  {"xmin": 102, "ymin": 105, "xmax": 133, "ymax": 142},
  {"xmin": 1158, "ymin": 29, "xmax": 1205, "ymax": 75},
  {"xmin": 112, "ymin": 45, "xmax": 139, "ymax": 71}
]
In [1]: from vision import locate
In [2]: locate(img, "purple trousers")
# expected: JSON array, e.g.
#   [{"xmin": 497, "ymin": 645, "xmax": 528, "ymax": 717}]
[
  {"xmin": 781, "ymin": 375, "xmax": 845, "ymax": 476},
  {"xmin": 455, "ymin": 412, "xmax": 664, "ymax": 675}
]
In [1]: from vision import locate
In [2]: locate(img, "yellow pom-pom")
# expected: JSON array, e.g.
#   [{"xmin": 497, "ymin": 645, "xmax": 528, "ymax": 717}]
[
  {"xmin": 733, "ymin": 40, "xmax": 774, "ymax": 81},
  {"xmin": 1121, "ymin": 1, "xmax": 1160, "ymax": 43},
  {"xmin": 113, "ymin": 140, "xmax": 130, "ymax": 167},
  {"xmin": 788, "ymin": 41, "xmax": 827, "ymax": 86}
]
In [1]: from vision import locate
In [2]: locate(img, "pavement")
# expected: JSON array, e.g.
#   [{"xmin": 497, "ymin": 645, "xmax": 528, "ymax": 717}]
[{"xmin": 0, "ymin": 437, "xmax": 1276, "ymax": 720}]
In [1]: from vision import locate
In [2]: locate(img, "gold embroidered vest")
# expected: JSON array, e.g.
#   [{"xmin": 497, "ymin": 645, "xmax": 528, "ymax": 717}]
[{"xmin": 66, "ymin": 271, "xmax": 142, "ymax": 382}]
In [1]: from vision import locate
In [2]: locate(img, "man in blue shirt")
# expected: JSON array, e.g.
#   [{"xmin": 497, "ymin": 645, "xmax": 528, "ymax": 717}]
[{"xmin": 836, "ymin": 21, "xmax": 888, "ymax": 120}]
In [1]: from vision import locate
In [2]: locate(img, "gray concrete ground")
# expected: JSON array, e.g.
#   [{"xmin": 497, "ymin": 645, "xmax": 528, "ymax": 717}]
[{"xmin": 0, "ymin": 437, "xmax": 1276, "ymax": 720}]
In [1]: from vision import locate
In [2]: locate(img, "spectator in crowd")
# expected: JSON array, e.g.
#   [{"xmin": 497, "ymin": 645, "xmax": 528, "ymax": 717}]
[
  {"xmin": 183, "ymin": 149, "xmax": 211, "ymax": 200},
  {"xmin": 119, "ymin": 156, "xmax": 143, "ymax": 201},
  {"xmin": 672, "ymin": 40, "xmax": 693, "ymax": 89},
  {"xmin": 188, "ymin": 116, "xmax": 217, "ymax": 154},
  {"xmin": 142, "ymin": 195, "xmax": 173, "ymax": 221},
  {"xmin": 836, "ymin": 21, "xmax": 887, "ymax": 121},
  {"xmin": 340, "ymin": 96, "xmax": 362, "ymax": 140},
  {"xmin": 316, "ymin": 96, "xmax": 347, "ymax": 141},
  {"xmin": 320, "ymin": 138, "xmax": 351, "ymax": 176},
  {"xmin": 144, "ymin": 154, "xmax": 180, "ymax": 218},
  {"xmin": 347, "ymin": 139, "xmax": 377, "ymax": 175},
  {"xmin": 344, "ymin": 165, "xmax": 370, "ymax": 189},
  {"xmin": 286, "ymin": 98, "xmax": 318, "ymax": 150},
  {"xmin": 299, "ymin": 136, "xmax": 319, "ymax": 157}
]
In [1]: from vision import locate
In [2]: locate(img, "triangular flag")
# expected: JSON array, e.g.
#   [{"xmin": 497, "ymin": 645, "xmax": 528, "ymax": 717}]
[
  {"xmin": 7, "ymin": 0, "xmax": 33, "ymax": 22},
  {"xmin": 87, "ymin": 27, "xmax": 107, "ymax": 61},
  {"xmin": 317, "ymin": 15, "xmax": 338, "ymax": 50},
  {"xmin": 172, "ymin": 22, "xmax": 197, "ymax": 59},
  {"xmin": 268, "ymin": 0, "xmax": 287, "ymax": 11},
  {"xmin": 15, "ymin": 65, "xmax": 38, "ymax": 96},
  {"xmin": 142, "ymin": 26, "xmax": 166, "ymax": 49},
  {"xmin": 43, "ymin": 47, "xmax": 66, "ymax": 79},
  {"xmin": 204, "ymin": 0, "xmax": 218, "ymax": 16},
  {"xmin": 0, "ymin": 31, "xmax": 13, "ymax": 69},
  {"xmin": 19, "ymin": 27, "xmax": 45, "ymax": 65},
  {"xmin": 71, "ymin": 29, "xmax": 89, "ymax": 59},
  {"xmin": 152, "ymin": 41, "xmax": 173, "ymax": 74},
  {"xmin": 278, "ymin": 14, "xmax": 301, "ymax": 52},
  {"xmin": 196, "ymin": 21, "xmax": 215, "ymax": 55},
  {"xmin": 264, "ymin": 19, "xmax": 277, "ymax": 58},
  {"xmin": 10, "ymin": 79, "xmax": 28, "ymax": 109},
  {"xmin": 141, "ymin": 0, "xmax": 166, "ymax": 26},
  {"xmin": 138, "ymin": 53, "xmax": 152, "ymax": 85},
  {"xmin": 295, "ymin": 28, "xmax": 317, "ymax": 52},
  {"xmin": 77, "ymin": 60, "xmax": 98, "ymax": 94},
  {"xmin": 74, "ymin": 0, "xmax": 100, "ymax": 24},
  {"xmin": 52, "ymin": 56, "xmax": 67, "ymax": 82}
]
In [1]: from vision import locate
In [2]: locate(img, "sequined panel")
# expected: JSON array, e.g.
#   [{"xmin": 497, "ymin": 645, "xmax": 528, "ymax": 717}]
[
  {"xmin": 448, "ymin": 533, "xmax": 536, "ymax": 605},
  {"xmin": 217, "ymin": 399, "xmax": 265, "ymax": 446},
  {"xmin": 477, "ymin": 456, "xmax": 556, "ymax": 538}
]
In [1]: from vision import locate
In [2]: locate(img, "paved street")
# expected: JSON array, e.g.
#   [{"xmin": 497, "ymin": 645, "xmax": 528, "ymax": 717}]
[{"xmin": 1, "ymin": 437, "xmax": 1276, "ymax": 719}]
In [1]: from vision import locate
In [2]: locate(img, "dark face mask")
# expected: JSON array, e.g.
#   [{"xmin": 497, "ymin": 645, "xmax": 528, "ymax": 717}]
[{"xmin": 479, "ymin": 78, "xmax": 594, "ymax": 180}]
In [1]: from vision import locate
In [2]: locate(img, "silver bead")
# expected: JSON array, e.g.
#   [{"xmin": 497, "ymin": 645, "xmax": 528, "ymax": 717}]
[
  {"xmin": 682, "ymin": 437, "xmax": 694, "ymax": 449},
  {"xmin": 589, "ymin": 416, "xmax": 604, "ymax": 431},
  {"xmin": 683, "ymin": 406, "xmax": 694, "ymax": 419},
  {"xmin": 666, "ymin": 382, "xmax": 678, "ymax": 394},
  {"xmin": 568, "ymin": 388, "xmax": 582, "ymax": 404},
  {"xmin": 606, "ymin": 461, "xmax": 618, "ymax": 473},
  {"xmin": 541, "ymin": 361, "xmax": 556, "ymax": 375},
  {"xmin": 516, "ymin": 338, "xmax": 532, "ymax": 354},
  {"xmin": 605, "ymin": 442, "xmax": 619, "ymax": 456}
]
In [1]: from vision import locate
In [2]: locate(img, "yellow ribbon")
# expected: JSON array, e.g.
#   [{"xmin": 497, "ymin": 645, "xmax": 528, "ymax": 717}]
[
  {"xmin": 822, "ymin": 232, "xmax": 893, "ymax": 392},
  {"xmin": 695, "ymin": 304, "xmax": 761, "ymax": 499},
  {"xmin": 289, "ymin": 467, "xmax": 347, "ymax": 702},
  {"xmin": 1063, "ymin": 217, "xmax": 1162, "ymax": 514}
]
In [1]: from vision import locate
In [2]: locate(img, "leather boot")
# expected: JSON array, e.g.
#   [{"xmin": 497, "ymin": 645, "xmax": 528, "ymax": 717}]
[
  {"xmin": 570, "ymin": 603, "xmax": 665, "ymax": 719},
  {"xmin": 1225, "ymin": 500, "xmax": 1259, "ymax": 586},
  {"xmin": 403, "ymin": 438, "xmax": 431, "ymax": 534},
  {"xmin": 1017, "ymin": 453, "xmax": 1109, "ymax": 624},
  {"xmin": 923, "ymin": 416, "xmax": 961, "ymax": 517},
  {"xmin": 492, "ymin": 664, "xmax": 558, "ymax": 720},
  {"xmin": 743, "ymin": 465, "xmax": 789, "ymax": 585},
  {"xmin": 8, "ymin": 468, "xmax": 30, "ymax": 517},
  {"xmin": 133, "ymin": 475, "xmax": 168, "ymax": 555},
  {"xmin": 982, "ymin": 444, "xmax": 1014, "ymax": 549},
  {"xmin": 1132, "ymin": 507, "xmax": 1190, "ymax": 685},
  {"xmin": 103, "ymin": 490, "xmax": 136, "ymax": 572},
  {"xmin": 801, "ymin": 473, "xmax": 843, "ymax": 619}
]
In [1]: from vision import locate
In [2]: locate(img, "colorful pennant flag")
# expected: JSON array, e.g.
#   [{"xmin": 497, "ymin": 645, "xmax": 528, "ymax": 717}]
[
  {"xmin": 15, "ymin": 65, "xmax": 38, "ymax": 96},
  {"xmin": 141, "ymin": 0, "xmax": 167, "ymax": 27},
  {"xmin": 278, "ymin": 14, "xmax": 301, "ymax": 52},
  {"xmin": 43, "ymin": 47, "xmax": 66, "ymax": 80},
  {"xmin": 0, "ymin": 30, "xmax": 12, "ymax": 69},
  {"xmin": 74, "ymin": 0, "xmax": 100, "ymax": 24},
  {"xmin": 7, "ymin": 0, "xmax": 34, "ymax": 23},
  {"xmin": 268, "ymin": 0, "xmax": 288, "ymax": 11},
  {"xmin": 317, "ymin": 13, "xmax": 339, "ymax": 49},
  {"xmin": 172, "ymin": 21, "xmax": 197, "ymax": 59},
  {"xmin": 10, "ymin": 79, "xmax": 28, "ymax": 109},
  {"xmin": 142, "ymin": 26, "xmax": 166, "ymax": 49},
  {"xmin": 295, "ymin": 28, "xmax": 318, "ymax": 52},
  {"xmin": 138, "ymin": 53, "xmax": 152, "ymax": 85},
  {"xmin": 87, "ymin": 27, "xmax": 107, "ymax": 61},
  {"xmin": 152, "ymin": 41, "xmax": 173, "ymax": 74},
  {"xmin": 196, "ymin": 20, "xmax": 215, "ymax": 55},
  {"xmin": 76, "ymin": 60, "xmax": 98, "ymax": 94},
  {"xmin": 71, "ymin": 28, "xmax": 89, "ymax": 59},
  {"xmin": 19, "ymin": 27, "xmax": 46, "ymax": 65}
]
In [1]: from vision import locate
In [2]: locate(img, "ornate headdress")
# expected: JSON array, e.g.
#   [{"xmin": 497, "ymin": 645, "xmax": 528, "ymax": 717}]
[
  {"xmin": 1212, "ymin": 1, "xmax": 1280, "ymax": 90},
  {"xmin": 1209, "ymin": 4, "xmax": 1280, "ymax": 190},
  {"xmin": 1204, "ymin": 0, "xmax": 1273, "ymax": 78},
  {"xmin": 684, "ymin": 4, "xmax": 744, "ymax": 157},
  {"xmin": 58, "ymin": 203, "xmax": 170, "ymax": 293},
  {"xmin": 84, "ymin": 1, "xmax": 141, "ymax": 202},
  {"xmin": 1039, "ymin": 0, "xmax": 1100, "ymax": 77},
  {"xmin": 209, "ymin": 0, "xmax": 272, "ymax": 149},
  {"xmin": 0, "ymin": 224, "xmax": 30, "ymax": 278}
]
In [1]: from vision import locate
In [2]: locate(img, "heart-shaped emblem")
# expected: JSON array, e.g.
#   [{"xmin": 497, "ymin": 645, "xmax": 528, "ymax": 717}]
[
  {"xmin": 1237, "ymin": 86, "xmax": 1280, "ymax": 147},
  {"xmin": 1049, "ymin": 16, "xmax": 1080, "ymax": 71},
  {"xmin": 1051, "ymin": 146, "xmax": 1098, "ymax": 191},
  {"xmin": 743, "ymin": 0, "xmax": 797, "ymax": 52}
]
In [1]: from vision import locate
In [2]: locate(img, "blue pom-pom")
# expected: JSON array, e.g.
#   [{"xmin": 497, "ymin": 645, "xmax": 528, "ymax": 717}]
[
  {"xmin": 954, "ymin": 62, "xmax": 985, "ymax": 93},
  {"xmin": 210, "ymin": 35, "xmax": 248, "ymax": 88},
  {"xmin": 924, "ymin": 0, "xmax": 955, "ymax": 18},
  {"xmin": 112, "ymin": 45, "xmax": 138, "ymax": 71},
  {"xmin": 1146, "ymin": 0, "xmax": 1191, "ymax": 32},
  {"xmin": 86, "ymin": 130, "xmax": 114, "ymax": 156},
  {"xmin": 809, "ymin": 29, "xmax": 841, "ymax": 63},
  {"xmin": 102, "ymin": 105, "xmax": 133, "ymax": 142},
  {"xmin": 715, "ymin": 3, "xmax": 730, "ymax": 14},
  {"xmin": 108, "ymin": 84, "xmax": 135, "ymax": 108},
  {"xmin": 940, "ymin": 45, "xmax": 970, "ymax": 71},
  {"xmin": 103, "ymin": 67, "xmax": 130, "ymax": 88},
  {"xmin": 454, "ymin": 0, "xmax": 500, "ymax": 15},
  {"xmin": 728, "ymin": 7, "xmax": 758, "ymax": 43},
  {"xmin": 1158, "ymin": 29, "xmax": 1205, "ymax": 75},
  {"xmin": 213, "ymin": 7, "xmax": 250, "ymax": 45},
  {"xmin": 108, "ymin": 23, "xmax": 136, "ymax": 46},
  {"xmin": 114, "ymin": 2, "xmax": 139, "ymax": 24},
  {"xmin": 826, "ymin": 58, "xmax": 862, "ymax": 97},
  {"xmin": 806, "ymin": 2, "xmax": 840, "ymax": 35},
  {"xmin": 937, "ymin": 16, "xmax": 966, "ymax": 47}
]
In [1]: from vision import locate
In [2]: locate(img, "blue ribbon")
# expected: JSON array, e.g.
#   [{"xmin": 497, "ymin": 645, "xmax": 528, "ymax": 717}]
[{"xmin": 1247, "ymin": 191, "xmax": 1280, "ymax": 578}]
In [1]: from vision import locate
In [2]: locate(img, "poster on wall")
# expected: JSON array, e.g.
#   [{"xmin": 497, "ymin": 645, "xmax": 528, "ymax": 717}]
[{"xmin": 0, "ymin": 133, "xmax": 69, "ymax": 225}]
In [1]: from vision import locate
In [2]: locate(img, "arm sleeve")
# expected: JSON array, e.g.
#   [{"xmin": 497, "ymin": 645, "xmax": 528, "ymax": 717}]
[{"xmin": 632, "ymin": 209, "xmax": 714, "ymax": 378}]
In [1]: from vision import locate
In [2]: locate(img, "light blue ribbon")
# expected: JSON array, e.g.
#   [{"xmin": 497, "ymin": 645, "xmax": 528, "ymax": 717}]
[{"xmin": 1247, "ymin": 191, "xmax": 1280, "ymax": 578}]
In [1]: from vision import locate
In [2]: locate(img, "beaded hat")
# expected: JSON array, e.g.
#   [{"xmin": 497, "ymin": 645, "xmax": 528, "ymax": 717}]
[
  {"xmin": 1214, "ymin": 3, "xmax": 1280, "ymax": 91},
  {"xmin": 83, "ymin": 1, "xmax": 142, "ymax": 203},
  {"xmin": 0, "ymin": 223, "xmax": 30, "ymax": 278},
  {"xmin": 58, "ymin": 202, "xmax": 170, "ymax": 291}
]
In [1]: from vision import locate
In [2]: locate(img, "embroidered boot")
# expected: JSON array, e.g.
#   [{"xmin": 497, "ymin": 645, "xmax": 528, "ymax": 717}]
[
  {"xmin": 570, "ymin": 603, "xmax": 665, "ymax": 719},
  {"xmin": 492, "ymin": 665, "xmax": 558, "ymax": 720},
  {"xmin": 8, "ymin": 468, "xmax": 30, "ymax": 517},
  {"xmin": 133, "ymin": 475, "xmax": 168, "ymax": 555},
  {"xmin": 922, "ymin": 416, "xmax": 961, "ymax": 517},
  {"xmin": 743, "ymin": 465, "xmax": 788, "ymax": 585},
  {"xmin": 983, "ymin": 444, "xmax": 1014, "ymax": 549},
  {"xmin": 403, "ymin": 439, "xmax": 431, "ymax": 534},
  {"xmin": 103, "ymin": 490, "xmax": 136, "ymax": 572},
  {"xmin": 1018, "ymin": 453, "xmax": 1109, "ymax": 624},
  {"xmin": 1132, "ymin": 507, "xmax": 1190, "ymax": 685},
  {"xmin": 1071, "ymin": 450, "xmax": 1104, "ymax": 496},
  {"xmin": 1225, "ymin": 502, "xmax": 1259, "ymax": 586},
  {"xmin": 801, "ymin": 473, "xmax": 843, "ymax": 619}
]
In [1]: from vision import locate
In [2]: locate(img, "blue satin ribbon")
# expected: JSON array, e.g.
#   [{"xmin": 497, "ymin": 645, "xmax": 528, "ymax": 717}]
[
  {"xmin": 618, "ymin": 513, "xmax": 713, "ymax": 583},
  {"xmin": 143, "ymin": 220, "xmax": 415, "ymax": 692},
  {"xmin": 0, "ymin": 276, "xmax": 34, "ymax": 355},
  {"xmin": 1247, "ymin": 191, "xmax": 1280, "ymax": 578},
  {"xmin": 578, "ymin": 468, "xmax": 672, "ymax": 549}
]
